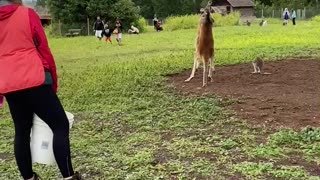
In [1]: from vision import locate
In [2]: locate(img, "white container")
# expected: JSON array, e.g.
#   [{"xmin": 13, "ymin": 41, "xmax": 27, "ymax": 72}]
[{"xmin": 30, "ymin": 112, "xmax": 74, "ymax": 165}]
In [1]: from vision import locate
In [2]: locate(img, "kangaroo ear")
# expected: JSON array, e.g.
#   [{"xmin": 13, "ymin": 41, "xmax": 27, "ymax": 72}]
[{"xmin": 200, "ymin": 8, "xmax": 205, "ymax": 13}]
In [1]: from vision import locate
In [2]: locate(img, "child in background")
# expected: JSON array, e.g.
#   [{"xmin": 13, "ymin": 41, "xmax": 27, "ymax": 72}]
[
  {"xmin": 103, "ymin": 24, "xmax": 112, "ymax": 44},
  {"xmin": 283, "ymin": 8, "xmax": 290, "ymax": 25},
  {"xmin": 115, "ymin": 18, "xmax": 123, "ymax": 45},
  {"xmin": 292, "ymin": 10, "xmax": 297, "ymax": 25}
]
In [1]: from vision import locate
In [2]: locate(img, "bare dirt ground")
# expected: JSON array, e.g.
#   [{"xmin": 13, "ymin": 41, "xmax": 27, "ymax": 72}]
[{"xmin": 168, "ymin": 59, "xmax": 320, "ymax": 130}]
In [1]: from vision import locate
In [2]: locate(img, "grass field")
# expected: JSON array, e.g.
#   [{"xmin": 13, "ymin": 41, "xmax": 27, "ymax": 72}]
[{"xmin": 1, "ymin": 22, "xmax": 320, "ymax": 179}]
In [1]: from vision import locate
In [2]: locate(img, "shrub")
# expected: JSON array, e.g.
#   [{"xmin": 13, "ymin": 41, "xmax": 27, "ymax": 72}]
[
  {"xmin": 312, "ymin": 15, "xmax": 320, "ymax": 22},
  {"xmin": 133, "ymin": 17, "xmax": 147, "ymax": 33},
  {"xmin": 165, "ymin": 12, "xmax": 241, "ymax": 31},
  {"xmin": 164, "ymin": 15, "xmax": 200, "ymax": 31}
]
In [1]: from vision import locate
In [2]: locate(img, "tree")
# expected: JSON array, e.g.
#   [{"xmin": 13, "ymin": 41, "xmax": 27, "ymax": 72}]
[
  {"xmin": 48, "ymin": 0, "xmax": 139, "ymax": 28},
  {"xmin": 36, "ymin": 0, "xmax": 47, "ymax": 7},
  {"xmin": 132, "ymin": 0, "xmax": 155, "ymax": 19},
  {"xmin": 132, "ymin": 0, "xmax": 208, "ymax": 18},
  {"xmin": 270, "ymin": 0, "xmax": 309, "ymax": 9}
]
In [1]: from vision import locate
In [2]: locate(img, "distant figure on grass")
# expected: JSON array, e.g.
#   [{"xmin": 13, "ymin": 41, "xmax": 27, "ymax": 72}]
[
  {"xmin": 113, "ymin": 18, "xmax": 123, "ymax": 45},
  {"xmin": 185, "ymin": 7, "xmax": 215, "ymax": 87},
  {"xmin": 292, "ymin": 9, "xmax": 297, "ymax": 25},
  {"xmin": 153, "ymin": 15, "xmax": 158, "ymax": 30},
  {"xmin": 128, "ymin": 25, "xmax": 139, "ymax": 34},
  {"xmin": 283, "ymin": 8, "xmax": 290, "ymax": 25},
  {"xmin": 155, "ymin": 20, "xmax": 163, "ymax": 32},
  {"xmin": 246, "ymin": 20, "xmax": 251, "ymax": 26},
  {"xmin": 259, "ymin": 19, "xmax": 267, "ymax": 27},
  {"xmin": 103, "ymin": 24, "xmax": 112, "ymax": 44},
  {"xmin": 93, "ymin": 16, "xmax": 104, "ymax": 40}
]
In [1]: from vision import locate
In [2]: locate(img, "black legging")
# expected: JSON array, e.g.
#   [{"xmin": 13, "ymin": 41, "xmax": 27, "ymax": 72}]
[{"xmin": 5, "ymin": 85, "xmax": 74, "ymax": 179}]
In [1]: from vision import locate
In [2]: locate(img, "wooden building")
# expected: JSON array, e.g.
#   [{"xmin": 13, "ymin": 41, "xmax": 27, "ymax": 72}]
[
  {"xmin": 34, "ymin": 6, "xmax": 52, "ymax": 26},
  {"xmin": 24, "ymin": 1, "xmax": 52, "ymax": 26},
  {"xmin": 211, "ymin": 0, "xmax": 255, "ymax": 17}
]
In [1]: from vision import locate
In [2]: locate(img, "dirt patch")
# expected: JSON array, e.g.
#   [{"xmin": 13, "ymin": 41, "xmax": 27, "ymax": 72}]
[{"xmin": 168, "ymin": 59, "xmax": 320, "ymax": 130}]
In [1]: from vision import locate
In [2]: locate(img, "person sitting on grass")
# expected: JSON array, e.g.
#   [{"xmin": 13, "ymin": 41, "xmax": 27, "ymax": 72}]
[
  {"xmin": 128, "ymin": 25, "xmax": 139, "ymax": 34},
  {"xmin": 155, "ymin": 20, "xmax": 163, "ymax": 32}
]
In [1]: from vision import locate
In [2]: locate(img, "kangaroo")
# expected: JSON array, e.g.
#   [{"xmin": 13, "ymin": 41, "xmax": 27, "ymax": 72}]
[
  {"xmin": 185, "ymin": 7, "xmax": 214, "ymax": 87},
  {"xmin": 252, "ymin": 57, "xmax": 272, "ymax": 75}
]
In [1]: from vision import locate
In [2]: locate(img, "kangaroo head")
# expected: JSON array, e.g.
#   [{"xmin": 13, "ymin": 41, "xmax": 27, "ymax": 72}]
[{"xmin": 200, "ymin": 7, "xmax": 214, "ymax": 24}]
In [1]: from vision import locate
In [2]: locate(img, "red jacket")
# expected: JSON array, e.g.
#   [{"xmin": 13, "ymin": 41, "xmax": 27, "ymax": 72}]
[{"xmin": 0, "ymin": 4, "xmax": 58, "ymax": 93}]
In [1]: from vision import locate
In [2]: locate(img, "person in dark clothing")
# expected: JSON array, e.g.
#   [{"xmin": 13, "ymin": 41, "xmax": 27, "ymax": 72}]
[
  {"xmin": 0, "ymin": 0, "xmax": 82, "ymax": 179},
  {"xmin": 102, "ymin": 24, "xmax": 112, "ymax": 44},
  {"xmin": 155, "ymin": 20, "xmax": 163, "ymax": 32},
  {"xmin": 153, "ymin": 15, "xmax": 158, "ymax": 30},
  {"xmin": 93, "ymin": 16, "xmax": 104, "ymax": 40}
]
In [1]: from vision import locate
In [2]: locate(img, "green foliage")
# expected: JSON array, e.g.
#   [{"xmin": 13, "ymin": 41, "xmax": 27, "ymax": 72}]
[
  {"xmin": 212, "ymin": 12, "xmax": 240, "ymax": 27},
  {"xmin": 36, "ymin": 0, "xmax": 47, "ymax": 7},
  {"xmin": 47, "ymin": 0, "xmax": 139, "ymax": 29},
  {"xmin": 247, "ymin": 144, "xmax": 285, "ymax": 158},
  {"xmin": 271, "ymin": 166, "xmax": 308, "ymax": 178},
  {"xmin": 165, "ymin": 12, "xmax": 240, "ymax": 31},
  {"xmin": 234, "ymin": 162, "xmax": 309, "ymax": 178},
  {"xmin": 133, "ymin": 17, "xmax": 147, "ymax": 33},
  {"xmin": 312, "ymin": 15, "xmax": 320, "ymax": 22},
  {"xmin": 234, "ymin": 162, "xmax": 274, "ymax": 177},
  {"xmin": 270, "ymin": 0, "xmax": 311, "ymax": 9},
  {"xmin": 164, "ymin": 15, "xmax": 200, "ymax": 31}
]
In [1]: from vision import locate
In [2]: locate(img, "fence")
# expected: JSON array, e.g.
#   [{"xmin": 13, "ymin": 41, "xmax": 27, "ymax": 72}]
[
  {"xmin": 255, "ymin": 7, "xmax": 320, "ymax": 19},
  {"xmin": 46, "ymin": 18, "xmax": 93, "ymax": 37}
]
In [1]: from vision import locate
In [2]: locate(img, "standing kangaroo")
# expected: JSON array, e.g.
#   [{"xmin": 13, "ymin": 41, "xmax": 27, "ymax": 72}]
[{"xmin": 185, "ymin": 7, "xmax": 214, "ymax": 87}]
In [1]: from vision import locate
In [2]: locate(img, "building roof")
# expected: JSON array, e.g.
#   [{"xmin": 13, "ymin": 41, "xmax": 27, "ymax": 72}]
[
  {"xmin": 227, "ymin": 0, "xmax": 255, "ymax": 7},
  {"xmin": 34, "ymin": 6, "xmax": 52, "ymax": 19}
]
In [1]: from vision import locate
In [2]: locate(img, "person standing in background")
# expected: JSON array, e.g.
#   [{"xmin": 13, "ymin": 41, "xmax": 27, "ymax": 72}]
[
  {"xmin": 93, "ymin": 16, "xmax": 104, "ymax": 41},
  {"xmin": 115, "ymin": 18, "xmax": 123, "ymax": 45},
  {"xmin": 292, "ymin": 9, "xmax": 297, "ymax": 25},
  {"xmin": 283, "ymin": 8, "xmax": 290, "ymax": 25}
]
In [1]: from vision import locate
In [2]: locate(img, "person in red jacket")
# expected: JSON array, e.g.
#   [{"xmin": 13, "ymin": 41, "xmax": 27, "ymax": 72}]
[{"xmin": 0, "ymin": 0, "xmax": 82, "ymax": 179}]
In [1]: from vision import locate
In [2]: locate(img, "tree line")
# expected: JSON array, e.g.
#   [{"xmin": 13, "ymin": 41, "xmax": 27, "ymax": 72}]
[
  {"xmin": 43, "ymin": 0, "xmax": 319, "ymax": 25},
  {"xmin": 255, "ymin": 0, "xmax": 319, "ymax": 9}
]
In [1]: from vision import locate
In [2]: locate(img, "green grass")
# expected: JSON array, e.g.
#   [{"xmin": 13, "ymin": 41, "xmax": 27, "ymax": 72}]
[{"xmin": 0, "ymin": 22, "xmax": 320, "ymax": 179}]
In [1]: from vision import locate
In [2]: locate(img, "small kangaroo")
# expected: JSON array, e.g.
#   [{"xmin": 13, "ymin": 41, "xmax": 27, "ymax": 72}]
[
  {"xmin": 252, "ymin": 57, "xmax": 272, "ymax": 75},
  {"xmin": 185, "ymin": 6, "xmax": 214, "ymax": 87}
]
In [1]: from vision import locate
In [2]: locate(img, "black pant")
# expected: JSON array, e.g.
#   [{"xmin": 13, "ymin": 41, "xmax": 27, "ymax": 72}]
[
  {"xmin": 5, "ymin": 85, "xmax": 74, "ymax": 179},
  {"xmin": 293, "ymin": 18, "xmax": 296, "ymax": 25}
]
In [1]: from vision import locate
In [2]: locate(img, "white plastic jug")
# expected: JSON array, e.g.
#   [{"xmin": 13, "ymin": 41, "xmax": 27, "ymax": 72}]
[{"xmin": 30, "ymin": 112, "xmax": 74, "ymax": 165}]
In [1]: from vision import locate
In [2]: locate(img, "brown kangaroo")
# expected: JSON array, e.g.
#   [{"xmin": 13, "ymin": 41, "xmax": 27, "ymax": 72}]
[{"xmin": 185, "ymin": 7, "xmax": 214, "ymax": 87}]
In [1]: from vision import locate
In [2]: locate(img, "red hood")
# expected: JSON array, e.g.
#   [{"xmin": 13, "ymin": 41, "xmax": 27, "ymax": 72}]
[{"xmin": 0, "ymin": 4, "xmax": 19, "ymax": 20}]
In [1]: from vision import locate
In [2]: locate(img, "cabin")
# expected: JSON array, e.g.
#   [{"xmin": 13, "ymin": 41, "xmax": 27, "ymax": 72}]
[
  {"xmin": 24, "ymin": 1, "xmax": 52, "ymax": 26},
  {"xmin": 211, "ymin": 0, "xmax": 255, "ymax": 17},
  {"xmin": 33, "ymin": 6, "xmax": 52, "ymax": 26}
]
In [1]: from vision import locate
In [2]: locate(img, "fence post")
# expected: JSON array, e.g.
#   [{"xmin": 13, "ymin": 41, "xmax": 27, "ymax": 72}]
[
  {"xmin": 303, "ymin": 7, "xmax": 306, "ymax": 19},
  {"xmin": 87, "ymin": 17, "xmax": 90, "ymax": 36},
  {"xmin": 272, "ymin": 10, "xmax": 275, "ymax": 18},
  {"xmin": 58, "ymin": 19, "xmax": 62, "ymax": 36},
  {"xmin": 261, "ymin": 8, "xmax": 264, "ymax": 18}
]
